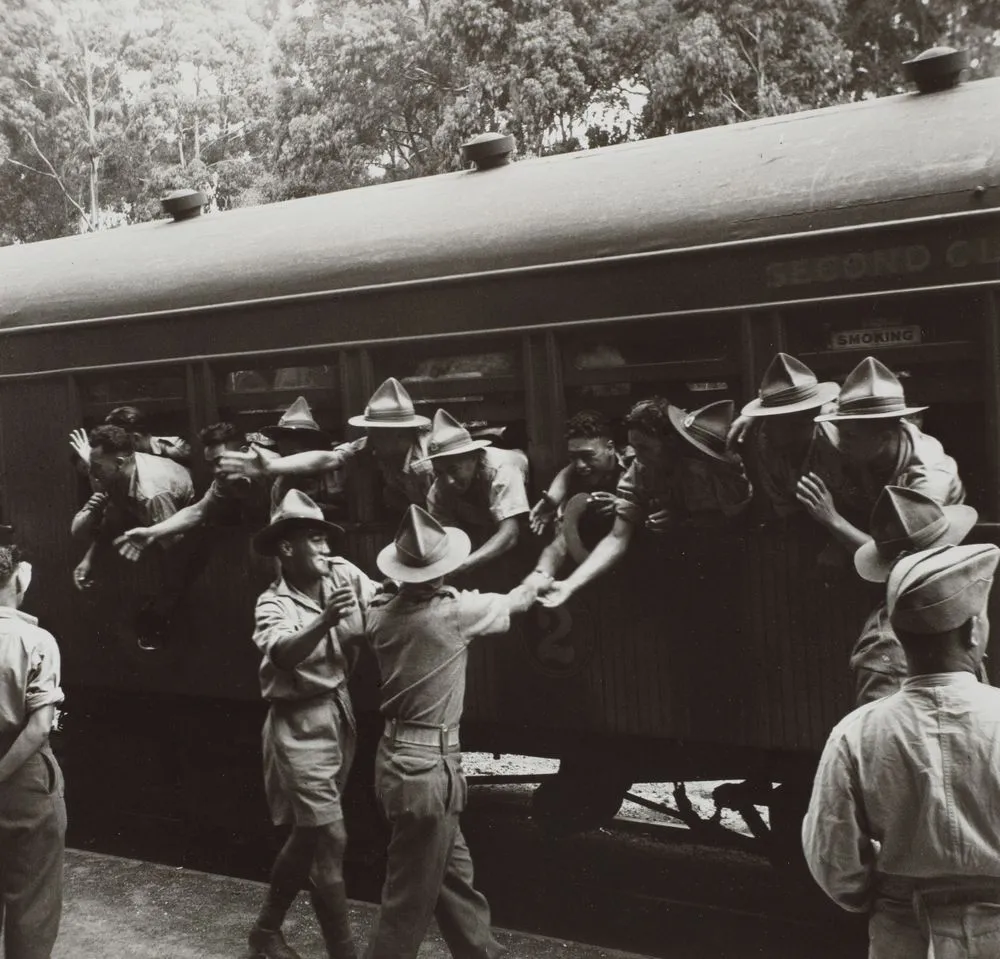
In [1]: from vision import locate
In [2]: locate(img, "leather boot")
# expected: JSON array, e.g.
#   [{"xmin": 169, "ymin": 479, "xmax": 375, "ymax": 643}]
[
  {"xmin": 246, "ymin": 924, "xmax": 303, "ymax": 959},
  {"xmin": 309, "ymin": 886, "xmax": 358, "ymax": 959}
]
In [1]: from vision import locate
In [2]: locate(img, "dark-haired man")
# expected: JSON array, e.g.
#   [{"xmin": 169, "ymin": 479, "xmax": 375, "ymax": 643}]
[
  {"xmin": 539, "ymin": 396, "xmax": 750, "ymax": 607},
  {"xmin": 804, "ymin": 543, "xmax": 1000, "ymax": 957},
  {"xmin": 116, "ymin": 422, "xmax": 268, "ymax": 561},
  {"xmin": 72, "ymin": 424, "xmax": 194, "ymax": 590},
  {"xmin": 0, "ymin": 536, "xmax": 66, "ymax": 959},
  {"xmin": 526, "ymin": 411, "xmax": 624, "ymax": 583},
  {"xmin": 69, "ymin": 405, "xmax": 191, "ymax": 468}
]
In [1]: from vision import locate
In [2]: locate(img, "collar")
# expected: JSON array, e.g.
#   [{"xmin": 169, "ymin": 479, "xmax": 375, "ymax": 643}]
[
  {"xmin": 272, "ymin": 574, "xmax": 329, "ymax": 615},
  {"xmin": 0, "ymin": 606, "xmax": 39, "ymax": 626},
  {"xmin": 902, "ymin": 671, "xmax": 979, "ymax": 690}
]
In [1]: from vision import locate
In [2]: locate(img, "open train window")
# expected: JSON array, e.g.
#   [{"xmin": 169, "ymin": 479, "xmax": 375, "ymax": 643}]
[
  {"xmin": 560, "ymin": 316, "xmax": 742, "ymax": 441},
  {"xmin": 216, "ymin": 356, "xmax": 341, "ymax": 444},
  {"xmin": 371, "ymin": 339, "xmax": 525, "ymax": 448},
  {"xmin": 77, "ymin": 366, "xmax": 191, "ymax": 441},
  {"xmin": 780, "ymin": 291, "xmax": 988, "ymax": 513}
]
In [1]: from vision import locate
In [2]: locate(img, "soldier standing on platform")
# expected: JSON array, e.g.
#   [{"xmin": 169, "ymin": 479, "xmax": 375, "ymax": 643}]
[
  {"xmin": 423, "ymin": 410, "xmax": 530, "ymax": 578},
  {"xmin": 246, "ymin": 490, "xmax": 379, "ymax": 959},
  {"xmin": 351, "ymin": 505, "xmax": 536, "ymax": 959},
  {"xmin": 803, "ymin": 543, "xmax": 1000, "ymax": 957},
  {"xmin": 538, "ymin": 397, "xmax": 750, "ymax": 608},
  {"xmin": 0, "ymin": 535, "xmax": 66, "ymax": 959},
  {"xmin": 221, "ymin": 379, "xmax": 434, "ymax": 517}
]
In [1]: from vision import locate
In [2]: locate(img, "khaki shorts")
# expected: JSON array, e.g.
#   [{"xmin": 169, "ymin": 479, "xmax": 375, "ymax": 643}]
[{"xmin": 262, "ymin": 688, "xmax": 356, "ymax": 827}]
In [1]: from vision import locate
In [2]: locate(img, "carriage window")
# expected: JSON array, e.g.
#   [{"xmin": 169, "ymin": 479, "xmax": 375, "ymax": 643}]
[
  {"xmin": 372, "ymin": 340, "xmax": 525, "ymax": 447},
  {"xmin": 216, "ymin": 358, "xmax": 341, "ymax": 443},
  {"xmin": 561, "ymin": 316, "xmax": 742, "ymax": 428},
  {"xmin": 77, "ymin": 366, "xmax": 190, "ymax": 437}
]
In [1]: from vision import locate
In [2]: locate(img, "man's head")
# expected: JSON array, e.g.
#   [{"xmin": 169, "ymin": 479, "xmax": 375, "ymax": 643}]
[
  {"xmin": 199, "ymin": 422, "xmax": 245, "ymax": 480},
  {"xmin": 105, "ymin": 406, "xmax": 153, "ymax": 453},
  {"xmin": 762, "ymin": 408, "xmax": 818, "ymax": 450},
  {"xmin": 431, "ymin": 450, "xmax": 481, "ymax": 494},
  {"xmin": 565, "ymin": 411, "xmax": 617, "ymax": 485},
  {"xmin": 835, "ymin": 419, "xmax": 901, "ymax": 466},
  {"xmin": 888, "ymin": 543, "xmax": 1000, "ymax": 675},
  {"xmin": 0, "ymin": 541, "xmax": 31, "ymax": 609},
  {"xmin": 275, "ymin": 528, "xmax": 333, "ymax": 583},
  {"xmin": 88, "ymin": 424, "xmax": 135, "ymax": 490},
  {"xmin": 623, "ymin": 397, "xmax": 680, "ymax": 469}
]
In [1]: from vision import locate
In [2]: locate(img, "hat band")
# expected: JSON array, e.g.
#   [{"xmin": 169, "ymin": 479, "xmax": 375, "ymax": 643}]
[
  {"xmin": 396, "ymin": 534, "xmax": 451, "ymax": 568},
  {"xmin": 759, "ymin": 381, "xmax": 821, "ymax": 408},
  {"xmin": 836, "ymin": 394, "xmax": 908, "ymax": 416},
  {"xmin": 275, "ymin": 420, "xmax": 322, "ymax": 431},
  {"xmin": 875, "ymin": 514, "xmax": 949, "ymax": 558},
  {"xmin": 429, "ymin": 435, "xmax": 475, "ymax": 456},
  {"xmin": 365, "ymin": 407, "xmax": 420, "ymax": 423},
  {"xmin": 685, "ymin": 422, "xmax": 726, "ymax": 455}
]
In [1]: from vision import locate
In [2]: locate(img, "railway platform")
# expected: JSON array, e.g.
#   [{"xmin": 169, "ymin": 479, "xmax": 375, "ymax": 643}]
[{"xmin": 56, "ymin": 849, "xmax": 654, "ymax": 959}]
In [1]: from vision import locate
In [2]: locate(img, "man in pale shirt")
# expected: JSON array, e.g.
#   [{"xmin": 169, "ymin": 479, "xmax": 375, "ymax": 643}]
[{"xmin": 803, "ymin": 542, "xmax": 1000, "ymax": 958}]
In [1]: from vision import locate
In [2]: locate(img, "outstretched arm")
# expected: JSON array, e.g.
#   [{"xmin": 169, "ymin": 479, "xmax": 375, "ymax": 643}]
[
  {"xmin": 115, "ymin": 496, "xmax": 212, "ymax": 561},
  {"xmin": 539, "ymin": 516, "xmax": 633, "ymax": 608},
  {"xmin": 219, "ymin": 447, "xmax": 349, "ymax": 481},
  {"xmin": 454, "ymin": 516, "xmax": 521, "ymax": 576}
]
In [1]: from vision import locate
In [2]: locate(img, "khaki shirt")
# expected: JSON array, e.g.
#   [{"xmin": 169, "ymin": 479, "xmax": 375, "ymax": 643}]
[
  {"xmin": 364, "ymin": 586, "xmax": 510, "ymax": 728},
  {"xmin": 252, "ymin": 560, "xmax": 378, "ymax": 701},
  {"xmin": 427, "ymin": 448, "xmax": 530, "ymax": 537},
  {"xmin": 0, "ymin": 607, "xmax": 63, "ymax": 748},
  {"xmin": 802, "ymin": 673, "xmax": 1000, "ymax": 913}
]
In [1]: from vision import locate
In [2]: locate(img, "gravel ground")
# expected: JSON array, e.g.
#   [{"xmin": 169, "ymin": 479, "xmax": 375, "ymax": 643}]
[{"xmin": 462, "ymin": 752, "xmax": 768, "ymax": 838}]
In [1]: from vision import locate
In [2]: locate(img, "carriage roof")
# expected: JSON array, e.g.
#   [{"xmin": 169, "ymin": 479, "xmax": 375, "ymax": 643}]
[{"xmin": 2, "ymin": 77, "xmax": 998, "ymax": 331}]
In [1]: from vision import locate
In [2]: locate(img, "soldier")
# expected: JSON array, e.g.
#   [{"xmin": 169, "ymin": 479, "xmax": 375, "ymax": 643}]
[
  {"xmin": 0, "ymin": 535, "xmax": 66, "ymax": 959},
  {"xmin": 538, "ymin": 397, "xmax": 750, "ymax": 608},
  {"xmin": 221, "ymin": 379, "xmax": 434, "ymax": 517},
  {"xmin": 246, "ymin": 490, "xmax": 379, "ymax": 959},
  {"xmin": 116, "ymin": 422, "xmax": 270, "ymax": 561},
  {"xmin": 424, "ymin": 409, "xmax": 530, "ymax": 578},
  {"xmin": 850, "ymin": 486, "xmax": 978, "ymax": 703},
  {"xmin": 352, "ymin": 505, "xmax": 536, "ymax": 959},
  {"xmin": 795, "ymin": 356, "xmax": 964, "ymax": 554},
  {"xmin": 803, "ymin": 543, "xmax": 1000, "ymax": 958},
  {"xmin": 525, "ymin": 410, "xmax": 624, "ymax": 583},
  {"xmin": 732, "ymin": 352, "xmax": 840, "ymax": 518}
]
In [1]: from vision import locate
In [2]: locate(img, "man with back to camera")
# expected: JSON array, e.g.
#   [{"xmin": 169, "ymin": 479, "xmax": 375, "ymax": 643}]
[
  {"xmin": 537, "ymin": 396, "xmax": 751, "ymax": 608},
  {"xmin": 220, "ymin": 378, "xmax": 435, "ymax": 518},
  {"xmin": 246, "ymin": 489, "xmax": 380, "ymax": 959},
  {"xmin": 803, "ymin": 542, "xmax": 1000, "ymax": 957},
  {"xmin": 0, "ymin": 531, "xmax": 67, "ymax": 959},
  {"xmin": 343, "ymin": 505, "xmax": 536, "ymax": 959},
  {"xmin": 423, "ymin": 409, "xmax": 530, "ymax": 579},
  {"xmin": 116, "ymin": 421, "xmax": 270, "ymax": 561}
]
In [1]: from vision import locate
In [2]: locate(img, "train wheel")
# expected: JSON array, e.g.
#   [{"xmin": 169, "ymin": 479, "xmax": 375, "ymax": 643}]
[{"xmin": 531, "ymin": 758, "xmax": 631, "ymax": 837}]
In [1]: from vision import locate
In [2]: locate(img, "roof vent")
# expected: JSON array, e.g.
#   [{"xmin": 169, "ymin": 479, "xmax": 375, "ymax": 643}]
[
  {"xmin": 160, "ymin": 189, "xmax": 206, "ymax": 222},
  {"xmin": 902, "ymin": 46, "xmax": 968, "ymax": 94},
  {"xmin": 461, "ymin": 133, "xmax": 515, "ymax": 171}
]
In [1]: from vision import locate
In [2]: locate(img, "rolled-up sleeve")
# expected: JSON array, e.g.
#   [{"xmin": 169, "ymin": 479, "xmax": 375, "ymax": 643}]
[
  {"xmin": 488, "ymin": 464, "xmax": 530, "ymax": 522},
  {"xmin": 253, "ymin": 595, "xmax": 296, "ymax": 668},
  {"xmin": 802, "ymin": 732, "xmax": 874, "ymax": 913},
  {"xmin": 26, "ymin": 633, "xmax": 65, "ymax": 713}
]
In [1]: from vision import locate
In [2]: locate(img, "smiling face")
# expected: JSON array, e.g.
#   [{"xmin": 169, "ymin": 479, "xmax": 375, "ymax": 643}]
[
  {"xmin": 278, "ymin": 528, "xmax": 332, "ymax": 582},
  {"xmin": 567, "ymin": 437, "xmax": 617, "ymax": 485},
  {"xmin": 432, "ymin": 451, "xmax": 480, "ymax": 493}
]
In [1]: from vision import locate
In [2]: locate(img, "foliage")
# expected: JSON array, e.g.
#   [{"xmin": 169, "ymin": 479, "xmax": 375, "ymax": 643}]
[{"xmin": 1, "ymin": 0, "xmax": 997, "ymax": 243}]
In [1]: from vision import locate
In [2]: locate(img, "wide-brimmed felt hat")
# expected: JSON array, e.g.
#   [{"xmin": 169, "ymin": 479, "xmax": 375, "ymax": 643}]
[
  {"xmin": 888, "ymin": 543, "xmax": 1000, "ymax": 635},
  {"xmin": 261, "ymin": 396, "xmax": 332, "ymax": 445},
  {"xmin": 253, "ymin": 489, "xmax": 344, "ymax": 556},
  {"xmin": 741, "ymin": 353, "xmax": 840, "ymax": 418},
  {"xmin": 562, "ymin": 492, "xmax": 617, "ymax": 564},
  {"xmin": 854, "ymin": 486, "xmax": 978, "ymax": 583},
  {"xmin": 667, "ymin": 400, "xmax": 735, "ymax": 463},
  {"xmin": 422, "ymin": 409, "xmax": 492, "ymax": 460},
  {"xmin": 815, "ymin": 357, "xmax": 927, "ymax": 422},
  {"xmin": 377, "ymin": 505, "xmax": 471, "ymax": 583},
  {"xmin": 348, "ymin": 377, "xmax": 431, "ymax": 430}
]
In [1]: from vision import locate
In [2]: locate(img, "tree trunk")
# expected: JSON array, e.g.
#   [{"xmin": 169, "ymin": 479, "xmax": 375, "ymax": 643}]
[{"xmin": 84, "ymin": 42, "xmax": 99, "ymax": 231}]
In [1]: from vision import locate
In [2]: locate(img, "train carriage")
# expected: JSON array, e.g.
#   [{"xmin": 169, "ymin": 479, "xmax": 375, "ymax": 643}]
[{"xmin": 1, "ymin": 68, "xmax": 999, "ymax": 857}]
